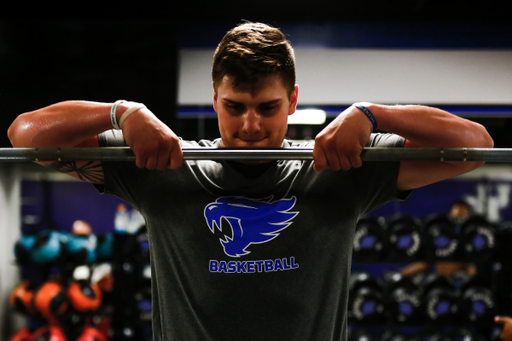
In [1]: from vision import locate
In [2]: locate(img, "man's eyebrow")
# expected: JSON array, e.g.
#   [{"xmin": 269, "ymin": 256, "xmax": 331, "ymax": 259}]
[
  {"xmin": 222, "ymin": 98, "xmax": 282, "ymax": 105},
  {"xmin": 222, "ymin": 99, "xmax": 242, "ymax": 104},
  {"xmin": 260, "ymin": 99, "xmax": 281, "ymax": 105}
]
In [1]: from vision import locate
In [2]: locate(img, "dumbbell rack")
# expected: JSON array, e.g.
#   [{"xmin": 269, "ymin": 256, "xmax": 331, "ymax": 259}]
[
  {"xmin": 349, "ymin": 214, "xmax": 512, "ymax": 341},
  {"xmin": 110, "ymin": 229, "xmax": 152, "ymax": 341}
]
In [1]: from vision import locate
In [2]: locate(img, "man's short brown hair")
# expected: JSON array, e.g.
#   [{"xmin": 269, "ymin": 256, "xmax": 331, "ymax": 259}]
[{"xmin": 212, "ymin": 22, "xmax": 296, "ymax": 97}]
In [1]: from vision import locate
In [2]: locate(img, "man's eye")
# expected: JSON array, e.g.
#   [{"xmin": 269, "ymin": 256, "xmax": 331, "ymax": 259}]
[
  {"xmin": 262, "ymin": 106, "xmax": 276, "ymax": 111},
  {"xmin": 228, "ymin": 104, "xmax": 243, "ymax": 110}
]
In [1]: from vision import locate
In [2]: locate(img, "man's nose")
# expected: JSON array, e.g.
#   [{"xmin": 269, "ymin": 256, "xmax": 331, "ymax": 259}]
[{"xmin": 242, "ymin": 110, "xmax": 261, "ymax": 134}]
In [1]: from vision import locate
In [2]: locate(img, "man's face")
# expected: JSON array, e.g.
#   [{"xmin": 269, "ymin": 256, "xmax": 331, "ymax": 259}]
[{"xmin": 213, "ymin": 74, "xmax": 298, "ymax": 149}]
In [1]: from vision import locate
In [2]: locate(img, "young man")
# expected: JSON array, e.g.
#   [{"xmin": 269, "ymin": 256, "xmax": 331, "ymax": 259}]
[{"xmin": 8, "ymin": 22, "xmax": 492, "ymax": 340}]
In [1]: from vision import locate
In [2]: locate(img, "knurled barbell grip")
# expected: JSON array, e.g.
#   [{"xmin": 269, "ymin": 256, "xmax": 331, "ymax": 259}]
[{"xmin": 0, "ymin": 147, "xmax": 508, "ymax": 162}]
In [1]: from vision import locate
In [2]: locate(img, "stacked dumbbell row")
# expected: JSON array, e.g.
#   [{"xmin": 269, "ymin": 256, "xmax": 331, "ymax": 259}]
[
  {"xmin": 9, "ymin": 276, "xmax": 110, "ymax": 341},
  {"xmin": 10, "ymin": 226, "xmax": 114, "ymax": 341},
  {"xmin": 353, "ymin": 215, "xmax": 497, "ymax": 263},
  {"xmin": 13, "ymin": 226, "xmax": 152, "ymax": 341},
  {"xmin": 349, "ymin": 326, "xmax": 500, "ymax": 341},
  {"xmin": 9, "ymin": 325, "xmax": 107, "ymax": 341},
  {"xmin": 109, "ymin": 227, "xmax": 152, "ymax": 341},
  {"xmin": 348, "ymin": 271, "xmax": 497, "ymax": 326},
  {"xmin": 14, "ymin": 229, "xmax": 113, "ymax": 269}
]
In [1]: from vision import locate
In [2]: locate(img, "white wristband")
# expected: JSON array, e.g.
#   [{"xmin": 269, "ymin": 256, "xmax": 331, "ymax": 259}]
[
  {"xmin": 119, "ymin": 103, "xmax": 147, "ymax": 129},
  {"xmin": 111, "ymin": 100, "xmax": 126, "ymax": 129}
]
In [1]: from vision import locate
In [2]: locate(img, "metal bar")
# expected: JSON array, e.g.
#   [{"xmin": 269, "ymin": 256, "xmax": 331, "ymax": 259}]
[{"xmin": 0, "ymin": 147, "xmax": 510, "ymax": 162}]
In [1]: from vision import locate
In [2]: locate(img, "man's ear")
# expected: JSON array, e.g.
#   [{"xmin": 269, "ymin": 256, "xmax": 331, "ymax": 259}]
[{"xmin": 288, "ymin": 84, "xmax": 299, "ymax": 115}]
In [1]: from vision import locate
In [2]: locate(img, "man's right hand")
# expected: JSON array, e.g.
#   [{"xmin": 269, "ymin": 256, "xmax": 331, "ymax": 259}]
[{"xmin": 119, "ymin": 103, "xmax": 183, "ymax": 170}]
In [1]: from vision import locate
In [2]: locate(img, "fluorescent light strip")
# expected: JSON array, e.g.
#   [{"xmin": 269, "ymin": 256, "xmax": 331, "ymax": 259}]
[{"xmin": 288, "ymin": 109, "xmax": 326, "ymax": 125}]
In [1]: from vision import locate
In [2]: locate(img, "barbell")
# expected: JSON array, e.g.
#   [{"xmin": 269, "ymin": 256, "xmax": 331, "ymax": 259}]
[{"xmin": 0, "ymin": 147, "xmax": 509, "ymax": 162}]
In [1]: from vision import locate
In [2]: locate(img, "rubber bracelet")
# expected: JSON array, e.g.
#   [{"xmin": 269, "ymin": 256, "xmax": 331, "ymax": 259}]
[
  {"xmin": 111, "ymin": 100, "xmax": 126, "ymax": 129},
  {"xmin": 354, "ymin": 104, "xmax": 377, "ymax": 131},
  {"xmin": 119, "ymin": 103, "xmax": 147, "ymax": 129}
]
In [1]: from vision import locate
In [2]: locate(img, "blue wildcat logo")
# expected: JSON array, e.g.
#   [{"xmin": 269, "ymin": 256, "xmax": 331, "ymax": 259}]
[{"xmin": 204, "ymin": 196, "xmax": 298, "ymax": 257}]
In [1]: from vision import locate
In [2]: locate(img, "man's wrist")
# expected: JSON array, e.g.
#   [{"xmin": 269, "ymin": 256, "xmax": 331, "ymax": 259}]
[
  {"xmin": 113, "ymin": 101, "xmax": 147, "ymax": 129},
  {"xmin": 353, "ymin": 102, "xmax": 378, "ymax": 131},
  {"xmin": 111, "ymin": 100, "xmax": 126, "ymax": 129}
]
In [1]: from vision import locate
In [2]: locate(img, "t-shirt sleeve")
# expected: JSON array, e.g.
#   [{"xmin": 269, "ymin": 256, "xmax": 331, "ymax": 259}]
[
  {"xmin": 93, "ymin": 130, "xmax": 142, "ymax": 207},
  {"xmin": 350, "ymin": 133, "xmax": 411, "ymax": 215},
  {"xmin": 93, "ymin": 132, "xmax": 209, "ymax": 209}
]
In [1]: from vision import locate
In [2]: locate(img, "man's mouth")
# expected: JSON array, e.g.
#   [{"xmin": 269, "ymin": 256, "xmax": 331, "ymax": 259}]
[{"xmin": 237, "ymin": 137, "xmax": 267, "ymax": 145}]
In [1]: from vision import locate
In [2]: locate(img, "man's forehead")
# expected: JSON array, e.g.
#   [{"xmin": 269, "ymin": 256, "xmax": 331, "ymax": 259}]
[{"xmin": 218, "ymin": 74, "xmax": 287, "ymax": 97}]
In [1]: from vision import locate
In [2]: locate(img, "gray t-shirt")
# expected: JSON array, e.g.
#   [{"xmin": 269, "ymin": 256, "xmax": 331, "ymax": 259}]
[{"xmin": 98, "ymin": 131, "xmax": 406, "ymax": 341}]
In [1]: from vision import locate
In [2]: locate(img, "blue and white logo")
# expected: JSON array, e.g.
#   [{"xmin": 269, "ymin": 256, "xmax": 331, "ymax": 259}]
[{"xmin": 204, "ymin": 196, "xmax": 298, "ymax": 257}]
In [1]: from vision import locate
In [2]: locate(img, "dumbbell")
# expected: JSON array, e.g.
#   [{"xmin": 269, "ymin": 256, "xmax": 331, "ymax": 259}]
[
  {"xmin": 458, "ymin": 275, "xmax": 496, "ymax": 325},
  {"xmin": 33, "ymin": 281, "xmax": 69, "ymax": 324},
  {"xmin": 75, "ymin": 326, "xmax": 107, "ymax": 341},
  {"xmin": 455, "ymin": 328, "xmax": 490, "ymax": 341},
  {"xmin": 386, "ymin": 216, "xmax": 422, "ymax": 262},
  {"xmin": 67, "ymin": 280, "xmax": 103, "ymax": 314},
  {"xmin": 422, "ymin": 330, "xmax": 453, "ymax": 341},
  {"xmin": 112, "ymin": 324, "xmax": 136, "ymax": 340},
  {"xmin": 422, "ymin": 273, "xmax": 460, "ymax": 324},
  {"xmin": 384, "ymin": 272, "xmax": 422, "ymax": 324},
  {"xmin": 348, "ymin": 272, "xmax": 386, "ymax": 324},
  {"xmin": 30, "ymin": 325, "xmax": 67, "ymax": 341},
  {"xmin": 66, "ymin": 234, "xmax": 98, "ymax": 266},
  {"xmin": 460, "ymin": 216, "xmax": 496, "ymax": 263},
  {"xmin": 9, "ymin": 280, "xmax": 36, "ymax": 316},
  {"xmin": 13, "ymin": 235, "xmax": 36, "ymax": 266},
  {"xmin": 353, "ymin": 217, "xmax": 386, "ymax": 262},
  {"xmin": 31, "ymin": 230, "xmax": 69, "ymax": 266},
  {"xmin": 128, "ymin": 227, "xmax": 151, "ymax": 286},
  {"xmin": 134, "ymin": 286, "xmax": 152, "ymax": 324},
  {"xmin": 96, "ymin": 233, "xmax": 113, "ymax": 262},
  {"xmin": 381, "ymin": 330, "xmax": 421, "ymax": 341},
  {"xmin": 423, "ymin": 214, "xmax": 460, "ymax": 262},
  {"xmin": 349, "ymin": 330, "xmax": 376, "ymax": 341}
]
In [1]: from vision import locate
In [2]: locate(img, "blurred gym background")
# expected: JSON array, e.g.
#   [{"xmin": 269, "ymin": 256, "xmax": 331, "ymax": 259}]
[{"xmin": 1, "ymin": 2, "xmax": 512, "ymax": 340}]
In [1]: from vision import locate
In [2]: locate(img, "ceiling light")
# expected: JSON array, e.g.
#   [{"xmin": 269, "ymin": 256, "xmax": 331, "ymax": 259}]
[{"xmin": 288, "ymin": 109, "xmax": 326, "ymax": 125}]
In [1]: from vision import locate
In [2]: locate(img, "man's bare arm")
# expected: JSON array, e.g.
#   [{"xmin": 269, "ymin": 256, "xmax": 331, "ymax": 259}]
[
  {"xmin": 8, "ymin": 100, "xmax": 183, "ymax": 184},
  {"xmin": 313, "ymin": 103, "xmax": 493, "ymax": 190}
]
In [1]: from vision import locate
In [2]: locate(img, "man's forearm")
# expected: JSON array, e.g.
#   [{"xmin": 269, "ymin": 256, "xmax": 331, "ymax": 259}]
[{"xmin": 367, "ymin": 103, "xmax": 493, "ymax": 149}]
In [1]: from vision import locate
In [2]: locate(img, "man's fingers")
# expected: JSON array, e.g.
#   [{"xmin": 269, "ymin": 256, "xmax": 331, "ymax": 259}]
[
  {"xmin": 312, "ymin": 145, "xmax": 329, "ymax": 172},
  {"xmin": 145, "ymin": 156, "xmax": 158, "ymax": 170},
  {"xmin": 168, "ymin": 146, "xmax": 183, "ymax": 170},
  {"xmin": 135, "ymin": 154, "xmax": 147, "ymax": 169},
  {"xmin": 154, "ymin": 145, "xmax": 174, "ymax": 170},
  {"xmin": 348, "ymin": 149, "xmax": 363, "ymax": 169},
  {"xmin": 325, "ymin": 149, "xmax": 343, "ymax": 171},
  {"xmin": 155, "ymin": 153, "xmax": 170, "ymax": 170}
]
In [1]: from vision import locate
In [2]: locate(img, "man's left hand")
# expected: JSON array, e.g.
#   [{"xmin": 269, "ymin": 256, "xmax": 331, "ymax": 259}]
[{"xmin": 313, "ymin": 104, "xmax": 374, "ymax": 172}]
